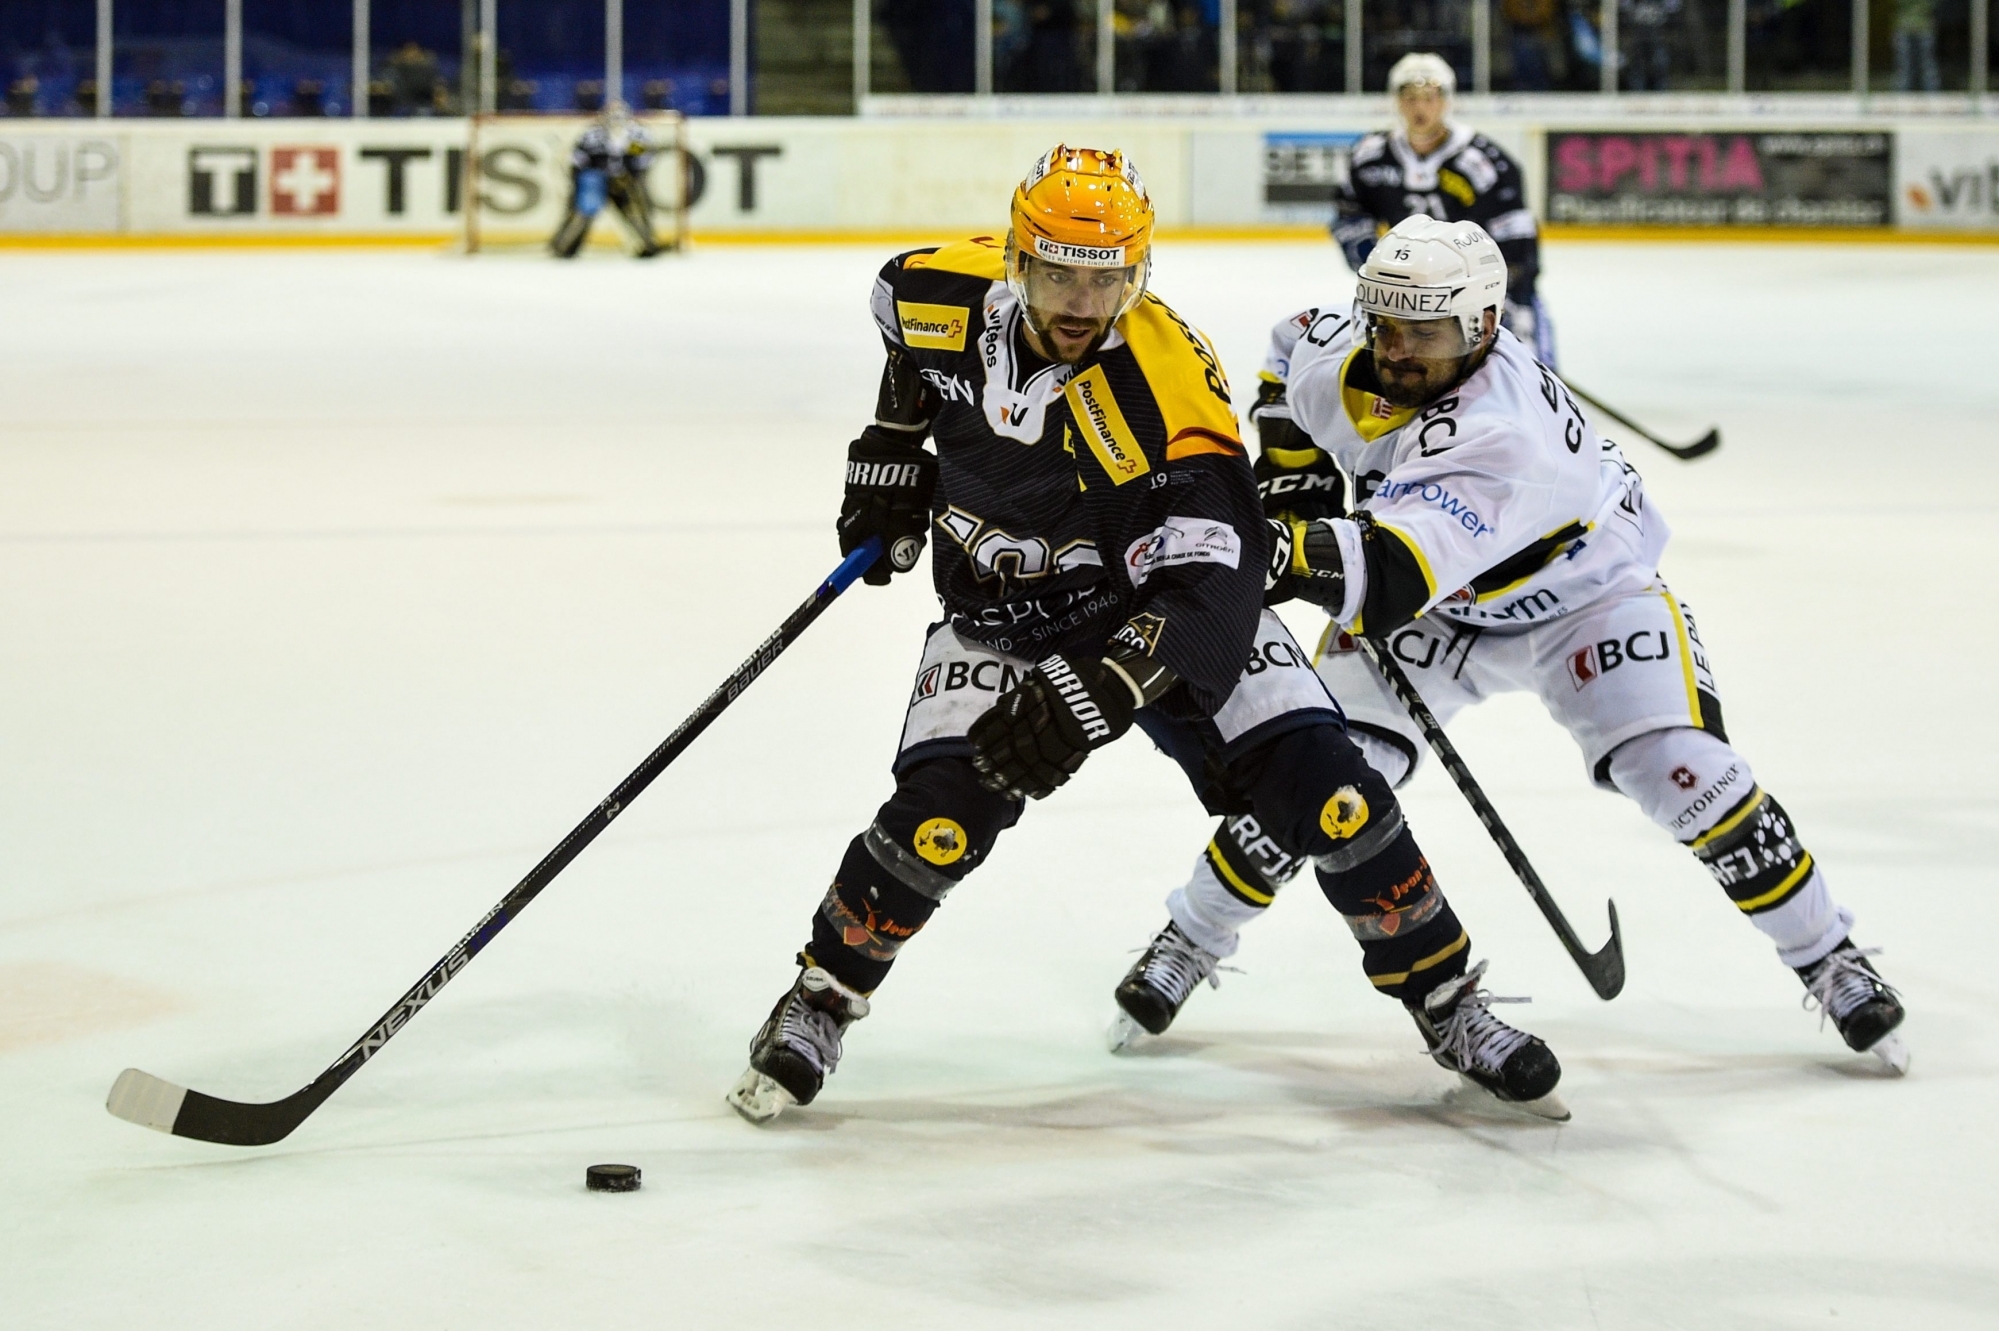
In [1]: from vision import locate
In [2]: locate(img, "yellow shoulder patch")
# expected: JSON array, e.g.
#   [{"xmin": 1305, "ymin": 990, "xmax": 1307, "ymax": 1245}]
[
  {"xmin": 1116, "ymin": 296, "xmax": 1244, "ymax": 464},
  {"xmin": 1065, "ymin": 366, "xmax": 1150, "ymax": 486},
  {"xmin": 1340, "ymin": 346, "xmax": 1417, "ymax": 441},
  {"xmin": 901, "ymin": 236, "xmax": 1007, "ymax": 281},
  {"xmin": 896, "ymin": 301, "xmax": 970, "ymax": 351}
]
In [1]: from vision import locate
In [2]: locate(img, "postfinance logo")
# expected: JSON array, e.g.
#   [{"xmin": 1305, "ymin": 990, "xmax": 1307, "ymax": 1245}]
[
  {"xmin": 1065, "ymin": 366, "xmax": 1150, "ymax": 486},
  {"xmin": 897, "ymin": 301, "xmax": 971, "ymax": 352}
]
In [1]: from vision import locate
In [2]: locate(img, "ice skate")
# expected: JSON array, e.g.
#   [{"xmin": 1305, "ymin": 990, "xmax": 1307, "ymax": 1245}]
[
  {"xmin": 1409, "ymin": 960, "xmax": 1568, "ymax": 1121},
  {"xmin": 1109, "ymin": 921, "xmax": 1225, "ymax": 1053},
  {"xmin": 726, "ymin": 967, "xmax": 870, "ymax": 1122},
  {"xmin": 1798, "ymin": 941, "xmax": 1908, "ymax": 1075}
]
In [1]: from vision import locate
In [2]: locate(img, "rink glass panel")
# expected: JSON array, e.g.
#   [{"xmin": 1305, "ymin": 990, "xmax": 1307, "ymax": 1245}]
[
  {"xmin": 1745, "ymin": 0, "xmax": 1854, "ymax": 89},
  {"xmin": 1361, "ymin": 0, "xmax": 1473, "ymax": 89},
  {"xmin": 870, "ymin": 0, "xmax": 977, "ymax": 93},
  {"xmin": 1112, "ymin": 0, "xmax": 1220, "ymax": 93},
  {"xmin": 1492, "ymin": 0, "xmax": 1612, "ymax": 90},
  {"xmin": 1612, "ymin": 0, "xmax": 1730, "ymax": 91},
  {"xmin": 110, "ymin": 0, "xmax": 224, "ymax": 116},
  {"xmin": 995, "ymin": 0, "xmax": 1101, "ymax": 94},
  {"xmin": 0, "ymin": 0, "xmax": 95, "ymax": 115},
  {"xmin": 1235, "ymin": 0, "xmax": 1351, "ymax": 93},
  {"xmin": 623, "ymin": 1, "xmax": 731, "ymax": 114},
  {"xmin": 240, "ymin": 2, "xmax": 353, "ymax": 117},
  {"xmin": 367, "ymin": 0, "xmax": 468, "ymax": 115},
  {"xmin": 1862, "ymin": 0, "xmax": 1976, "ymax": 92}
]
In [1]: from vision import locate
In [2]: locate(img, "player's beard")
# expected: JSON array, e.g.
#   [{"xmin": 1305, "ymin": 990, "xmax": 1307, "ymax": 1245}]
[
  {"xmin": 1374, "ymin": 352, "xmax": 1466, "ymax": 408},
  {"xmin": 1031, "ymin": 311, "xmax": 1112, "ymax": 365}
]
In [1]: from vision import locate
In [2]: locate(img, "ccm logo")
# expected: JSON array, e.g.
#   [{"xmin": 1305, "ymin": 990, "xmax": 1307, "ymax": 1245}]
[{"xmin": 1568, "ymin": 631, "xmax": 1670, "ymax": 690}]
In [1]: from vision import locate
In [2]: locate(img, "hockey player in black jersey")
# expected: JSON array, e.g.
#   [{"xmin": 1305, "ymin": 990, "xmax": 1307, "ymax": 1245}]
[
  {"xmin": 1332, "ymin": 53, "xmax": 1555, "ymax": 365},
  {"xmin": 549, "ymin": 103, "xmax": 663, "ymax": 259},
  {"xmin": 725, "ymin": 146, "xmax": 1569, "ymax": 1125}
]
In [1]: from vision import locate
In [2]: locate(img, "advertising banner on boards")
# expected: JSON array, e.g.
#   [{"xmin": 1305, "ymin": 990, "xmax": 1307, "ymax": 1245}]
[
  {"xmin": 0, "ymin": 134, "xmax": 122, "ymax": 231},
  {"xmin": 1546, "ymin": 131, "xmax": 1892, "ymax": 227},
  {"xmin": 1895, "ymin": 128, "xmax": 1999, "ymax": 230}
]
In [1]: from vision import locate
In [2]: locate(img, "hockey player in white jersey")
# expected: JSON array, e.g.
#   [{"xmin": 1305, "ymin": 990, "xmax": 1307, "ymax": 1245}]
[{"xmin": 1112, "ymin": 215, "xmax": 1908, "ymax": 1075}]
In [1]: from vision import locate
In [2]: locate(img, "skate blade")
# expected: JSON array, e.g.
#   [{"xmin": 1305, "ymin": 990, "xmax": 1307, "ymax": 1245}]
[
  {"xmin": 725, "ymin": 1068, "xmax": 796, "ymax": 1123},
  {"xmin": 1456, "ymin": 1074, "xmax": 1571, "ymax": 1122},
  {"xmin": 1867, "ymin": 1033, "xmax": 1911, "ymax": 1076},
  {"xmin": 1106, "ymin": 1011, "xmax": 1150, "ymax": 1055}
]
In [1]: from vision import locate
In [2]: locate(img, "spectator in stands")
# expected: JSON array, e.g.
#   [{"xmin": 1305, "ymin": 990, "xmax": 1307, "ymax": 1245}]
[
  {"xmin": 382, "ymin": 41, "xmax": 443, "ymax": 116},
  {"xmin": 1621, "ymin": 0, "xmax": 1681, "ymax": 90},
  {"xmin": 1013, "ymin": 0, "xmax": 1089, "ymax": 91},
  {"xmin": 1503, "ymin": 0, "xmax": 1560, "ymax": 89},
  {"xmin": 1894, "ymin": 0, "xmax": 1941, "ymax": 91}
]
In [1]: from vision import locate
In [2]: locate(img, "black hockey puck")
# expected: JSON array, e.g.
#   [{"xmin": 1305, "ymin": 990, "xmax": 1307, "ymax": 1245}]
[{"xmin": 585, "ymin": 1163, "xmax": 641, "ymax": 1193}]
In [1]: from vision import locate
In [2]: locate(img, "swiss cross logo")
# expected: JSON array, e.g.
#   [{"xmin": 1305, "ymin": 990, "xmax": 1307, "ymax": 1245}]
[
  {"xmin": 1671, "ymin": 766, "xmax": 1699, "ymax": 790},
  {"xmin": 270, "ymin": 147, "xmax": 339, "ymax": 216}
]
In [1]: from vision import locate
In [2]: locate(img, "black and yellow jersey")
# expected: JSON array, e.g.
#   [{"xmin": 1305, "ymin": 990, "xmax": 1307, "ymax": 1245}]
[
  {"xmin": 865, "ymin": 237, "xmax": 1265, "ymax": 716},
  {"xmin": 1332, "ymin": 126, "xmax": 1539, "ymax": 304}
]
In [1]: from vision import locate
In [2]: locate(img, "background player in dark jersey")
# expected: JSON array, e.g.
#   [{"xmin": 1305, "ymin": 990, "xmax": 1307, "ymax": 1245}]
[
  {"xmin": 549, "ymin": 102, "xmax": 663, "ymax": 259},
  {"xmin": 1332, "ymin": 53, "xmax": 1555, "ymax": 365},
  {"xmin": 725, "ymin": 146, "xmax": 1568, "ymax": 1126}
]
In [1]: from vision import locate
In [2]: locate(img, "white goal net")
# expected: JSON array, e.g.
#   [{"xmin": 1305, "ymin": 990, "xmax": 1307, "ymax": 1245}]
[{"xmin": 463, "ymin": 111, "xmax": 690, "ymax": 256}]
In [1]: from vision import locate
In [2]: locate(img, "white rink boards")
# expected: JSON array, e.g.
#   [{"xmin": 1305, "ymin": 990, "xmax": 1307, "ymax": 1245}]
[{"xmin": 2, "ymin": 240, "xmax": 1996, "ymax": 1329}]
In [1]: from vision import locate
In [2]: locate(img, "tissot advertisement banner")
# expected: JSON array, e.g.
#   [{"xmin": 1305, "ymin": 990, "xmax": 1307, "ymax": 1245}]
[{"xmin": 1546, "ymin": 131, "xmax": 1893, "ymax": 228}]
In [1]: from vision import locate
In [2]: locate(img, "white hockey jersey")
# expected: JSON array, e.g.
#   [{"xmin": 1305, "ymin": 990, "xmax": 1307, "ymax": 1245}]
[{"xmin": 1271, "ymin": 306, "xmax": 1669, "ymax": 633}]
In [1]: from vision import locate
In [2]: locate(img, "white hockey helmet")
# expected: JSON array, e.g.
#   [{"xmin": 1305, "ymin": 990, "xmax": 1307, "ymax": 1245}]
[
  {"xmin": 1387, "ymin": 51, "xmax": 1457, "ymax": 99},
  {"xmin": 1355, "ymin": 215, "xmax": 1507, "ymax": 352}
]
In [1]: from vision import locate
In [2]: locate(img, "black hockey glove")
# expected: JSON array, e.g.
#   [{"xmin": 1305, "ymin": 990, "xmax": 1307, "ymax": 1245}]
[
  {"xmin": 969, "ymin": 654, "xmax": 1138, "ymax": 801},
  {"xmin": 1254, "ymin": 439, "xmax": 1346, "ymax": 524},
  {"xmin": 838, "ymin": 429, "xmax": 938, "ymax": 587},
  {"xmin": 1264, "ymin": 517, "xmax": 1347, "ymax": 611}
]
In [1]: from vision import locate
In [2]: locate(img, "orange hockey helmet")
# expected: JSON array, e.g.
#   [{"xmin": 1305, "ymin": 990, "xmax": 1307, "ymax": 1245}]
[{"xmin": 1005, "ymin": 146, "xmax": 1154, "ymax": 352}]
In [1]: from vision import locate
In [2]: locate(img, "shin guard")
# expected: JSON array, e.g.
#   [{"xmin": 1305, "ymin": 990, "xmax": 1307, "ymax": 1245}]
[
  {"xmin": 1234, "ymin": 724, "xmax": 1470, "ymax": 1003},
  {"xmin": 806, "ymin": 758, "xmax": 1021, "ymax": 994}
]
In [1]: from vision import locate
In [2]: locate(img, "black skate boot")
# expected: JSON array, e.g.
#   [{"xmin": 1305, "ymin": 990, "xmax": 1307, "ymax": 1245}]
[
  {"xmin": 1797, "ymin": 941, "xmax": 1908, "ymax": 1075},
  {"xmin": 1409, "ymin": 960, "xmax": 1568, "ymax": 1121},
  {"xmin": 726, "ymin": 967, "xmax": 870, "ymax": 1122},
  {"xmin": 1109, "ymin": 921, "xmax": 1225, "ymax": 1053}
]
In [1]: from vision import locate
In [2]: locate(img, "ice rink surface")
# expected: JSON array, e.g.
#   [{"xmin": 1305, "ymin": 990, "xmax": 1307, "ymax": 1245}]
[{"xmin": 4, "ymin": 238, "xmax": 1997, "ymax": 1329}]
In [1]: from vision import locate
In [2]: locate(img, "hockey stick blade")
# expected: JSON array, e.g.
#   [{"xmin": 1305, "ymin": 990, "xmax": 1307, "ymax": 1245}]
[
  {"xmin": 105, "ymin": 537, "xmax": 884, "ymax": 1147},
  {"xmin": 1567, "ymin": 383, "xmax": 1721, "ymax": 461},
  {"xmin": 107, "ymin": 1068, "xmax": 329, "ymax": 1146},
  {"xmin": 1581, "ymin": 900, "xmax": 1625, "ymax": 1000}
]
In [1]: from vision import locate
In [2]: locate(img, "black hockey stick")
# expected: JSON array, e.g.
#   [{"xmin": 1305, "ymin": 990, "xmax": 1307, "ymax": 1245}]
[
  {"xmin": 106, "ymin": 537, "xmax": 885, "ymax": 1146},
  {"xmin": 1566, "ymin": 382, "xmax": 1720, "ymax": 461},
  {"xmin": 1358, "ymin": 635, "xmax": 1625, "ymax": 1000}
]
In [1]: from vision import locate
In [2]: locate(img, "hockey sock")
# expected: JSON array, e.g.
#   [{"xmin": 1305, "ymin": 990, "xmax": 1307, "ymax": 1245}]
[
  {"xmin": 1608, "ymin": 728, "xmax": 1853, "ymax": 968},
  {"xmin": 804, "ymin": 758, "xmax": 1021, "ymax": 994},
  {"xmin": 1167, "ymin": 813, "xmax": 1311, "ymax": 958}
]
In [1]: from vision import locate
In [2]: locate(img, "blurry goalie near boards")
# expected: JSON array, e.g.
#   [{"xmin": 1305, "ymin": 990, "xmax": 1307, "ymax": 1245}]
[{"xmin": 550, "ymin": 103, "xmax": 664, "ymax": 259}]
